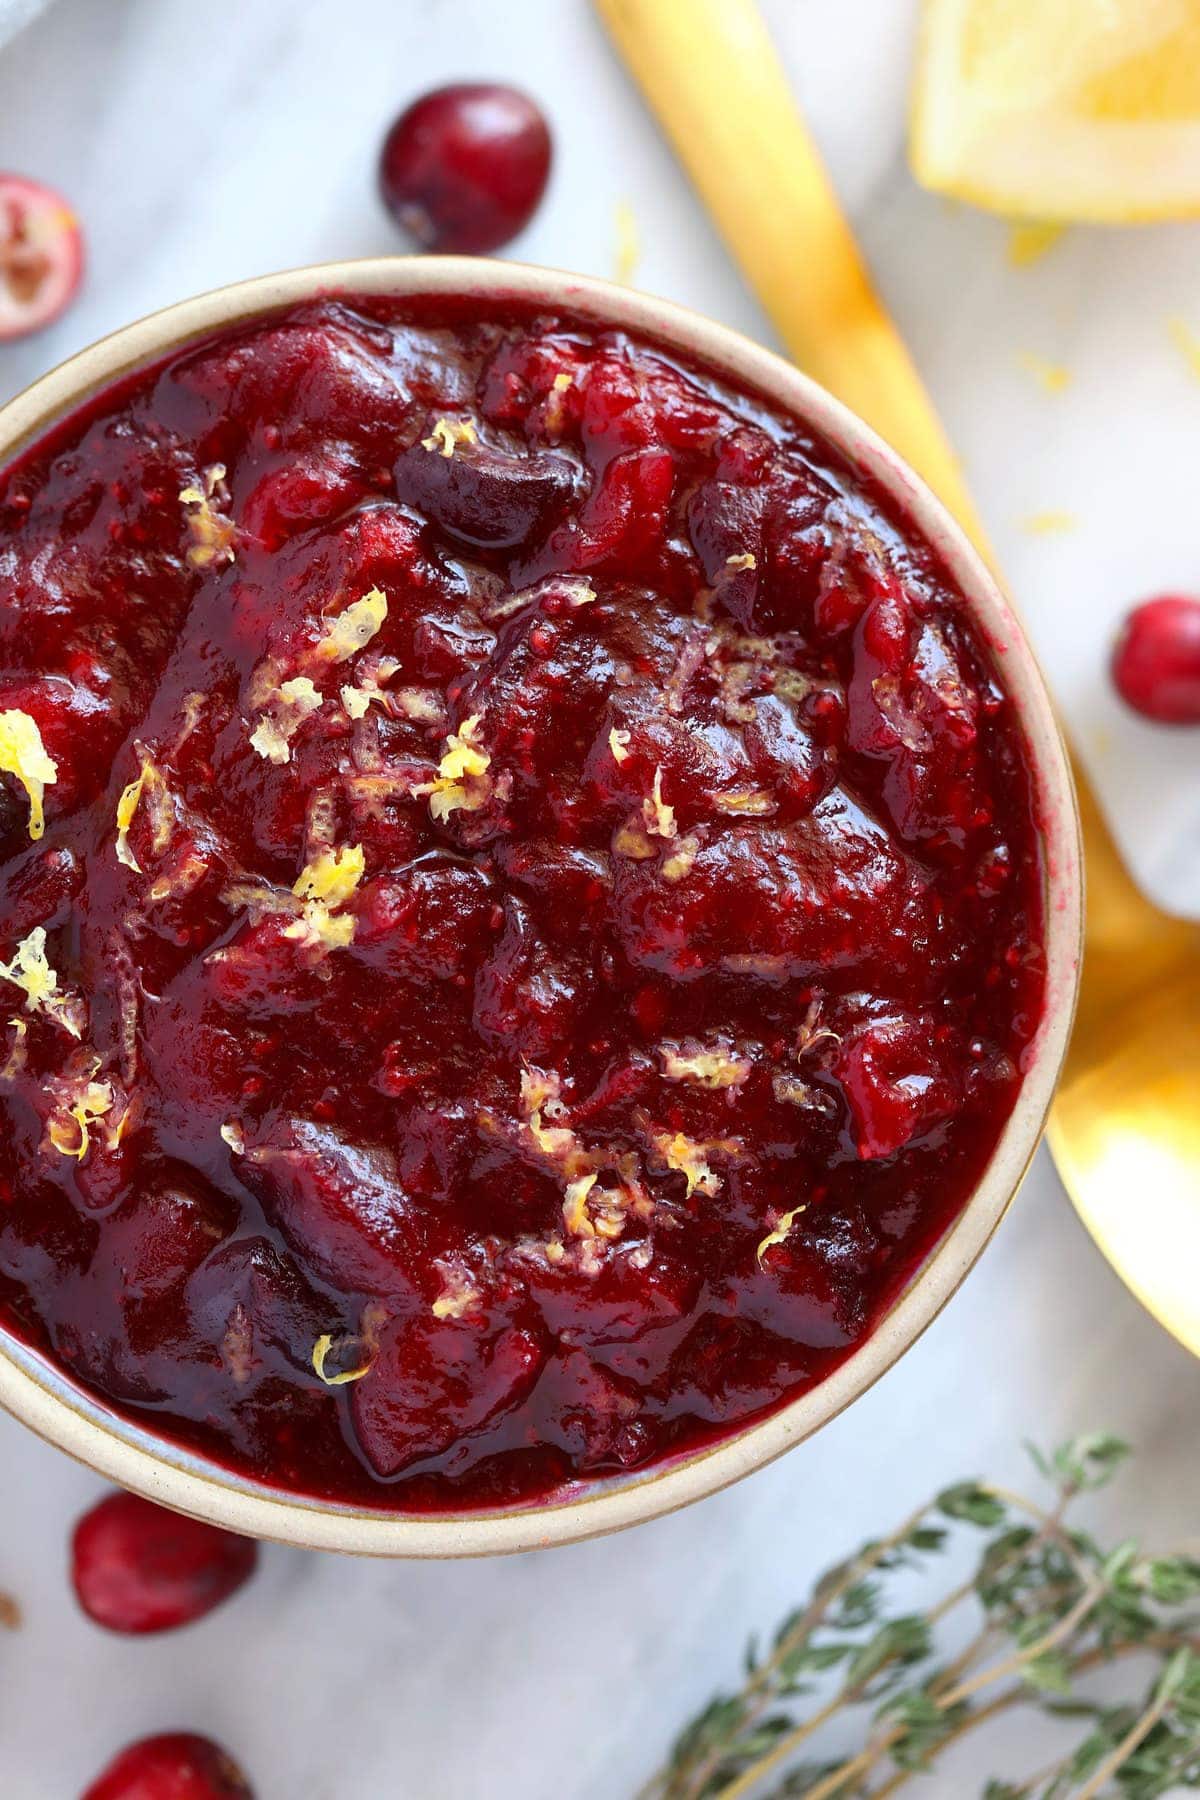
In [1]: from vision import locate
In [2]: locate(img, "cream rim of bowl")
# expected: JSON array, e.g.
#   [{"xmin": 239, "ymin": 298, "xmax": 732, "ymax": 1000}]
[{"xmin": 0, "ymin": 258, "xmax": 1083, "ymax": 1558}]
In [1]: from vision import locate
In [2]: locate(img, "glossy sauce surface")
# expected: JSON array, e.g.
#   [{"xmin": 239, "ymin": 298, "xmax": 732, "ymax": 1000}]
[{"xmin": 0, "ymin": 296, "xmax": 1045, "ymax": 1508}]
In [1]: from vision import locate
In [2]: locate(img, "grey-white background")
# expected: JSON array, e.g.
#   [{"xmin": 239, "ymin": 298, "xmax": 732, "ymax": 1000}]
[{"xmin": 0, "ymin": 3, "xmax": 1197, "ymax": 1795}]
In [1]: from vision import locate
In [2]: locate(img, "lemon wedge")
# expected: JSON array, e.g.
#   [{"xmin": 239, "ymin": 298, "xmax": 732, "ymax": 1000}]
[{"xmin": 911, "ymin": 0, "xmax": 1200, "ymax": 221}]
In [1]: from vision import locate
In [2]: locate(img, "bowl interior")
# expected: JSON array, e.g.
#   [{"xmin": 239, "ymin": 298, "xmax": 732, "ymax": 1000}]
[{"xmin": 0, "ymin": 257, "xmax": 1082, "ymax": 1556}]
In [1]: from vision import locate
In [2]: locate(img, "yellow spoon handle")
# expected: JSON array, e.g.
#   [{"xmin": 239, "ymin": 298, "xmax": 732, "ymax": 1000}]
[{"xmin": 594, "ymin": 0, "xmax": 988, "ymax": 550}]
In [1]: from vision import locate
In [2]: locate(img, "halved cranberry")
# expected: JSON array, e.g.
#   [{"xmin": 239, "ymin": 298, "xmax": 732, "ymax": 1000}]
[
  {"xmin": 0, "ymin": 173, "xmax": 83, "ymax": 341},
  {"xmin": 350, "ymin": 1310, "xmax": 544, "ymax": 1476},
  {"xmin": 394, "ymin": 433, "xmax": 576, "ymax": 550},
  {"xmin": 473, "ymin": 897, "xmax": 593, "ymax": 1058},
  {"xmin": 379, "ymin": 84, "xmax": 552, "ymax": 254},
  {"xmin": 80, "ymin": 1733, "xmax": 253, "ymax": 1800},
  {"xmin": 537, "ymin": 1350, "xmax": 650, "ymax": 1469},
  {"xmin": 1111, "ymin": 594, "xmax": 1200, "ymax": 724},
  {"xmin": 611, "ymin": 797, "xmax": 935, "ymax": 987},
  {"xmin": 241, "ymin": 1119, "xmax": 421, "ymax": 1298},
  {"xmin": 354, "ymin": 862, "xmax": 496, "ymax": 980},
  {"xmin": 553, "ymin": 446, "xmax": 674, "ymax": 574},
  {"xmin": 71, "ymin": 1491, "xmax": 257, "ymax": 1635},
  {"xmin": 835, "ymin": 1014, "xmax": 959, "ymax": 1160}
]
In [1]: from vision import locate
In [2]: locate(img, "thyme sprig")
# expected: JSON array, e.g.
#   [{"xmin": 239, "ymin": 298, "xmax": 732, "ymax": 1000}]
[{"xmin": 644, "ymin": 1434, "xmax": 1200, "ymax": 1800}]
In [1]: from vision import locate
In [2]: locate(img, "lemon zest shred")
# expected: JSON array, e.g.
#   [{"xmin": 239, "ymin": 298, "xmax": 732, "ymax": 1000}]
[
  {"xmin": 420, "ymin": 714, "xmax": 492, "ymax": 821},
  {"xmin": 544, "ymin": 370, "xmax": 574, "ymax": 435},
  {"xmin": 0, "ymin": 1016, "xmax": 27, "ymax": 1081},
  {"xmin": 292, "ymin": 844, "xmax": 364, "ymax": 910},
  {"xmin": 48, "ymin": 1080, "xmax": 115, "ymax": 1161},
  {"xmin": 311, "ymin": 1333, "xmax": 373, "ymax": 1386},
  {"xmin": 431, "ymin": 1261, "xmax": 482, "ymax": 1321},
  {"xmin": 756, "ymin": 1204, "xmax": 807, "ymax": 1266},
  {"xmin": 562, "ymin": 1172, "xmax": 600, "ymax": 1238},
  {"xmin": 249, "ymin": 677, "xmax": 323, "ymax": 764},
  {"xmin": 341, "ymin": 685, "xmax": 372, "ymax": 720},
  {"xmin": 609, "ymin": 727, "xmax": 631, "ymax": 765},
  {"xmin": 660, "ymin": 834, "xmax": 700, "ymax": 883},
  {"xmin": 1168, "ymin": 315, "xmax": 1200, "ymax": 382},
  {"xmin": 1020, "ymin": 510, "xmax": 1077, "ymax": 536},
  {"xmin": 614, "ymin": 201, "xmax": 640, "ymax": 284},
  {"xmin": 0, "ymin": 927, "xmax": 82, "ymax": 1037},
  {"xmin": 642, "ymin": 766, "xmax": 676, "ymax": 839},
  {"xmin": 278, "ymin": 676, "xmax": 322, "ymax": 713},
  {"xmin": 392, "ymin": 687, "xmax": 444, "ymax": 725},
  {"xmin": 652, "ymin": 1129, "xmax": 722, "ymax": 1198},
  {"xmin": 114, "ymin": 775, "xmax": 144, "ymax": 871},
  {"xmin": 0, "ymin": 709, "xmax": 57, "ymax": 841},
  {"xmin": 316, "ymin": 588, "xmax": 388, "ymax": 664},
  {"xmin": 1016, "ymin": 351, "xmax": 1072, "ymax": 394},
  {"xmin": 283, "ymin": 844, "xmax": 364, "ymax": 953},
  {"xmin": 1007, "ymin": 223, "xmax": 1066, "ymax": 269},
  {"xmin": 519, "ymin": 1066, "xmax": 579, "ymax": 1164},
  {"xmin": 725, "ymin": 552, "xmax": 757, "ymax": 571},
  {"xmin": 114, "ymin": 754, "xmax": 157, "ymax": 872},
  {"xmin": 714, "ymin": 789, "xmax": 774, "ymax": 815},
  {"xmin": 249, "ymin": 717, "xmax": 291, "ymax": 765},
  {"xmin": 613, "ymin": 821, "xmax": 657, "ymax": 860},
  {"xmin": 179, "ymin": 464, "xmax": 235, "ymax": 569},
  {"xmin": 421, "ymin": 417, "xmax": 478, "ymax": 458},
  {"xmin": 660, "ymin": 1042, "xmax": 751, "ymax": 1089}
]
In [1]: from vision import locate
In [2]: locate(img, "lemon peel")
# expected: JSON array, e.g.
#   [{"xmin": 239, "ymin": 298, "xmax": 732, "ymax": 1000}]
[
  {"xmin": 1016, "ymin": 351, "xmax": 1072, "ymax": 393},
  {"xmin": 114, "ymin": 768, "xmax": 145, "ymax": 870},
  {"xmin": 1007, "ymin": 222, "xmax": 1066, "ymax": 267},
  {"xmin": 0, "ymin": 708, "xmax": 57, "ymax": 841},
  {"xmin": 0, "ymin": 927, "xmax": 83, "ymax": 1037},
  {"xmin": 1021, "ymin": 510, "xmax": 1077, "ymax": 536},
  {"xmin": 660, "ymin": 1041, "xmax": 751, "ymax": 1089},
  {"xmin": 179, "ymin": 464, "xmax": 235, "ymax": 569},
  {"xmin": 614, "ymin": 200, "xmax": 640, "ymax": 283},
  {"xmin": 284, "ymin": 844, "xmax": 364, "ymax": 953},
  {"xmin": 420, "ymin": 714, "xmax": 492, "ymax": 822},
  {"xmin": 311, "ymin": 1333, "xmax": 373, "ymax": 1386},
  {"xmin": 421, "ymin": 417, "xmax": 478, "ymax": 458},
  {"xmin": 651, "ymin": 1129, "xmax": 726, "ymax": 1198},
  {"xmin": 316, "ymin": 588, "xmax": 388, "ymax": 663},
  {"xmin": 642, "ymin": 766, "xmax": 676, "ymax": 839},
  {"xmin": 756, "ymin": 1205, "xmax": 807, "ymax": 1266}
]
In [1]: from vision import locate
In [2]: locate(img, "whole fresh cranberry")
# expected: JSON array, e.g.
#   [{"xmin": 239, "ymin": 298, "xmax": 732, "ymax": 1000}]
[
  {"xmin": 379, "ymin": 83, "xmax": 551, "ymax": 254},
  {"xmin": 1111, "ymin": 594, "xmax": 1200, "ymax": 724},
  {"xmin": 71, "ymin": 1491, "xmax": 258, "ymax": 1634},
  {"xmin": 81, "ymin": 1733, "xmax": 253, "ymax": 1800},
  {"xmin": 0, "ymin": 172, "xmax": 84, "ymax": 340}
]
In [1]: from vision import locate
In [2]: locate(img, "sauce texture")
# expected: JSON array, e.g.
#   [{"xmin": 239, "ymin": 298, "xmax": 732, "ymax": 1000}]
[{"xmin": 0, "ymin": 296, "xmax": 1045, "ymax": 1508}]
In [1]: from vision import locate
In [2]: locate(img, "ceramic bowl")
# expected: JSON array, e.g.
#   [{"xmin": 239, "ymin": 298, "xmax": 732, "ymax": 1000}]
[{"xmin": 0, "ymin": 258, "xmax": 1083, "ymax": 1555}]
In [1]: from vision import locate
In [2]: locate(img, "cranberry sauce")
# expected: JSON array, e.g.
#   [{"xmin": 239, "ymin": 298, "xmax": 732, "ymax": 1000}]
[{"xmin": 0, "ymin": 296, "xmax": 1045, "ymax": 1510}]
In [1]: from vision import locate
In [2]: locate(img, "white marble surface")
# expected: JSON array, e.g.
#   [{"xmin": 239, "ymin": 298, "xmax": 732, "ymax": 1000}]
[{"xmin": 0, "ymin": 3, "xmax": 1198, "ymax": 1796}]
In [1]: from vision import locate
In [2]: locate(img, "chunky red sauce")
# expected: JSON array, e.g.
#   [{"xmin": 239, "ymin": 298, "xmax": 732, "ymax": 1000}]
[{"xmin": 0, "ymin": 296, "xmax": 1045, "ymax": 1510}]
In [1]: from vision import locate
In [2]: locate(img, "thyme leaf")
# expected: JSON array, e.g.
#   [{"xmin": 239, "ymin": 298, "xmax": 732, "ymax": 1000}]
[{"xmin": 641, "ymin": 1435, "xmax": 1200, "ymax": 1800}]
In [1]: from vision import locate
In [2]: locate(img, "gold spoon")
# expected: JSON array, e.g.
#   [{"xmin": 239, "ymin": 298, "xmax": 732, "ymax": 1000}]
[{"xmin": 595, "ymin": 0, "xmax": 1200, "ymax": 1355}]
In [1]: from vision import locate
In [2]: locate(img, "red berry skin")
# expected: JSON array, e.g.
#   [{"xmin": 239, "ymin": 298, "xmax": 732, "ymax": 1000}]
[
  {"xmin": 0, "ymin": 172, "xmax": 84, "ymax": 341},
  {"xmin": 379, "ymin": 83, "xmax": 552, "ymax": 254},
  {"xmin": 71, "ymin": 1492, "xmax": 258, "ymax": 1635},
  {"xmin": 1111, "ymin": 594, "xmax": 1200, "ymax": 724},
  {"xmin": 80, "ymin": 1733, "xmax": 254, "ymax": 1800}
]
